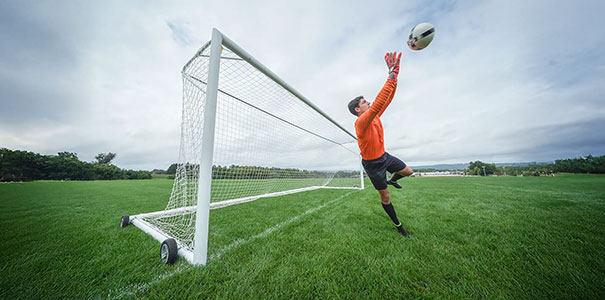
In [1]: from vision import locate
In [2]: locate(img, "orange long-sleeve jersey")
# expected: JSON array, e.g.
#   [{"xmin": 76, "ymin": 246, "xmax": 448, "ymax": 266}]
[{"xmin": 355, "ymin": 79, "xmax": 397, "ymax": 160}]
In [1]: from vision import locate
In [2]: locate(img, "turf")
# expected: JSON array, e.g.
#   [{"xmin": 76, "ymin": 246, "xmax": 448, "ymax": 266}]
[
  {"xmin": 209, "ymin": 177, "xmax": 360, "ymax": 202},
  {"xmin": 1, "ymin": 174, "xmax": 604, "ymax": 299}
]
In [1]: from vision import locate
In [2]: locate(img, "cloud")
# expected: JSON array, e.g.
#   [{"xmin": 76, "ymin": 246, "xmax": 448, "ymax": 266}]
[
  {"xmin": 1, "ymin": 0, "xmax": 604, "ymax": 171},
  {"xmin": 166, "ymin": 21, "xmax": 193, "ymax": 46},
  {"xmin": 0, "ymin": 2, "xmax": 87, "ymax": 126}
]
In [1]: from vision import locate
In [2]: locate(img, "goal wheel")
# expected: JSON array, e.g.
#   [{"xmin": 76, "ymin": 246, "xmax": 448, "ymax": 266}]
[
  {"xmin": 120, "ymin": 214, "xmax": 130, "ymax": 228},
  {"xmin": 160, "ymin": 238, "xmax": 178, "ymax": 264}
]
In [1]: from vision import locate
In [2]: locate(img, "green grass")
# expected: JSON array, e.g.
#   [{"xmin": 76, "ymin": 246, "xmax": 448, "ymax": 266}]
[
  {"xmin": 1, "ymin": 174, "xmax": 604, "ymax": 299},
  {"xmin": 155, "ymin": 177, "xmax": 360, "ymax": 202}
]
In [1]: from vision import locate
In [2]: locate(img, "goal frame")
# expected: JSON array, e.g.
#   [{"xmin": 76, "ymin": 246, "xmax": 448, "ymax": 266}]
[{"xmin": 125, "ymin": 28, "xmax": 364, "ymax": 265}]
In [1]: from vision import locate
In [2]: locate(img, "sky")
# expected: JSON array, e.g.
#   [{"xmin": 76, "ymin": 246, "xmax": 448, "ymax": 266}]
[{"xmin": 1, "ymin": 0, "xmax": 604, "ymax": 170}]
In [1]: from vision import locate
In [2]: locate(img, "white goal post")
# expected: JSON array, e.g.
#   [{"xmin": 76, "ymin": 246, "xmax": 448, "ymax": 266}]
[{"xmin": 122, "ymin": 28, "xmax": 364, "ymax": 265}]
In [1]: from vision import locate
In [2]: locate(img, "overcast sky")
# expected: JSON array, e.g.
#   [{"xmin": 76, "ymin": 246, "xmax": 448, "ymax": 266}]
[{"xmin": 1, "ymin": 0, "xmax": 604, "ymax": 170}]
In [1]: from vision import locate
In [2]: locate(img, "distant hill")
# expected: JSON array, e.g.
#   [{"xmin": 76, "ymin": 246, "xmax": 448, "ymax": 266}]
[{"xmin": 411, "ymin": 161, "xmax": 553, "ymax": 170}]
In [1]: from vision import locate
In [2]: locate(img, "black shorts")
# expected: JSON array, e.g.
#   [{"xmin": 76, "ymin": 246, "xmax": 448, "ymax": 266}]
[{"xmin": 362, "ymin": 152, "xmax": 407, "ymax": 190}]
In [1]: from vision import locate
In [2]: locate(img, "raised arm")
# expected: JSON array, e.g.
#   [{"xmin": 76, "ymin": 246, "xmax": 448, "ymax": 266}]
[
  {"xmin": 377, "ymin": 80, "xmax": 397, "ymax": 118},
  {"xmin": 356, "ymin": 52, "xmax": 401, "ymax": 130}
]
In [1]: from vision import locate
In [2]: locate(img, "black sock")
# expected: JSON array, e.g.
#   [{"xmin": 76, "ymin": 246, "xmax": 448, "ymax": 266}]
[
  {"xmin": 390, "ymin": 173, "xmax": 403, "ymax": 182},
  {"xmin": 381, "ymin": 203, "xmax": 400, "ymax": 225}
]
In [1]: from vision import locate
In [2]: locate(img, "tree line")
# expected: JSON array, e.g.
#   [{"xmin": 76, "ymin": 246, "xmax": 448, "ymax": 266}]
[
  {"xmin": 152, "ymin": 163, "xmax": 359, "ymax": 179},
  {"xmin": 3, "ymin": 147, "xmax": 602, "ymax": 182},
  {"xmin": 466, "ymin": 155, "xmax": 605, "ymax": 176},
  {"xmin": 212, "ymin": 165, "xmax": 359, "ymax": 179},
  {"xmin": 0, "ymin": 148, "xmax": 151, "ymax": 182}
]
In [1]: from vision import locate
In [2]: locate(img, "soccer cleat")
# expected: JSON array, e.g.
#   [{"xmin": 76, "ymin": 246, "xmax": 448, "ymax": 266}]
[
  {"xmin": 387, "ymin": 180, "xmax": 402, "ymax": 189},
  {"xmin": 396, "ymin": 223, "xmax": 410, "ymax": 237}
]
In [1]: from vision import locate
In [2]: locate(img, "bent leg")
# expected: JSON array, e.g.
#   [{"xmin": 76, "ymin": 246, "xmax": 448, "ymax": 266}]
[
  {"xmin": 395, "ymin": 166, "xmax": 414, "ymax": 177},
  {"xmin": 386, "ymin": 153, "xmax": 412, "ymax": 183},
  {"xmin": 389, "ymin": 166, "xmax": 414, "ymax": 187}
]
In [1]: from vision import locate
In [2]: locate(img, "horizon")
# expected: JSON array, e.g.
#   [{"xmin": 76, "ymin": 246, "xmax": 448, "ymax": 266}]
[{"xmin": 3, "ymin": 146, "xmax": 597, "ymax": 172}]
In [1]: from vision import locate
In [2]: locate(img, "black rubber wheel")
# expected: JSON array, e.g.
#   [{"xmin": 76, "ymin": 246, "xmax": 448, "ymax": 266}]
[
  {"xmin": 160, "ymin": 238, "xmax": 178, "ymax": 264},
  {"xmin": 120, "ymin": 214, "xmax": 130, "ymax": 228}
]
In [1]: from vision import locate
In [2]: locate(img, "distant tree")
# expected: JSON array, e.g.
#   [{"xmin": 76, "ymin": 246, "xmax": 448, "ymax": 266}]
[
  {"xmin": 151, "ymin": 169, "xmax": 167, "ymax": 174},
  {"xmin": 92, "ymin": 163, "xmax": 122, "ymax": 180},
  {"xmin": 0, "ymin": 148, "xmax": 44, "ymax": 181},
  {"xmin": 554, "ymin": 155, "xmax": 605, "ymax": 174},
  {"xmin": 95, "ymin": 152, "xmax": 116, "ymax": 165},
  {"xmin": 137, "ymin": 170, "xmax": 153, "ymax": 179},
  {"xmin": 1, "ymin": 148, "xmax": 153, "ymax": 181},
  {"xmin": 167, "ymin": 163, "xmax": 178, "ymax": 174},
  {"xmin": 468, "ymin": 161, "xmax": 496, "ymax": 176},
  {"xmin": 58, "ymin": 151, "xmax": 79, "ymax": 160}
]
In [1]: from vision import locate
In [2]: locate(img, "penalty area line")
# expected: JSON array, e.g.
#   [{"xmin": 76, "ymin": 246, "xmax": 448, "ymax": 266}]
[{"xmin": 107, "ymin": 189, "xmax": 357, "ymax": 299}]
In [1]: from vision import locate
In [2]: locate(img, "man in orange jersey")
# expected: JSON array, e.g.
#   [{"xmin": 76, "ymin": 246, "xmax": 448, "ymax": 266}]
[{"xmin": 347, "ymin": 52, "xmax": 414, "ymax": 237}]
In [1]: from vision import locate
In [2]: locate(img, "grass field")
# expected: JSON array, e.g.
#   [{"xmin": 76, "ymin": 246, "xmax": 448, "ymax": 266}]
[{"xmin": 1, "ymin": 174, "xmax": 604, "ymax": 299}]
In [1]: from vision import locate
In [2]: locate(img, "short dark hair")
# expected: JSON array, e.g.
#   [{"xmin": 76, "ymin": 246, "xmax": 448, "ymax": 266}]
[{"xmin": 348, "ymin": 96, "xmax": 363, "ymax": 116}]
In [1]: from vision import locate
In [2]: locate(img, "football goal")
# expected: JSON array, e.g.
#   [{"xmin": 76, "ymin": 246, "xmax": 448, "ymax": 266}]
[{"xmin": 120, "ymin": 28, "xmax": 363, "ymax": 265}]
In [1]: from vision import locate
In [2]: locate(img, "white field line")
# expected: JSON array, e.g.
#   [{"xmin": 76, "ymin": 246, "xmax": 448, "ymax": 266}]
[
  {"xmin": 207, "ymin": 190, "xmax": 355, "ymax": 262},
  {"xmin": 134, "ymin": 186, "xmax": 361, "ymax": 219},
  {"xmin": 106, "ymin": 264, "xmax": 193, "ymax": 299},
  {"xmin": 107, "ymin": 190, "xmax": 356, "ymax": 299}
]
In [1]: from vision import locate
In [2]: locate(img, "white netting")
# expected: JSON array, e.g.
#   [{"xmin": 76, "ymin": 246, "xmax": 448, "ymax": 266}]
[{"xmin": 142, "ymin": 40, "xmax": 361, "ymax": 250}]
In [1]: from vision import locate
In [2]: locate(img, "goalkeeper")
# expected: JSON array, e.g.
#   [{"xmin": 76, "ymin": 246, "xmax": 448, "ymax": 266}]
[{"xmin": 347, "ymin": 52, "xmax": 414, "ymax": 237}]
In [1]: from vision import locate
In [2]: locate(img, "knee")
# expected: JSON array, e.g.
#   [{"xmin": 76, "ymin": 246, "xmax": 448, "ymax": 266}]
[
  {"xmin": 399, "ymin": 166, "xmax": 414, "ymax": 176},
  {"xmin": 378, "ymin": 189, "xmax": 390, "ymax": 204}
]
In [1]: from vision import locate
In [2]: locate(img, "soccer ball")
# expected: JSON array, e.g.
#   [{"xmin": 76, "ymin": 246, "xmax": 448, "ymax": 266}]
[{"xmin": 407, "ymin": 22, "xmax": 435, "ymax": 50}]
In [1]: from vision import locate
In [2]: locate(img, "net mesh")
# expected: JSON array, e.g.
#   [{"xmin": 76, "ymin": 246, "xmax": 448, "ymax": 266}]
[{"xmin": 142, "ymin": 41, "xmax": 361, "ymax": 250}]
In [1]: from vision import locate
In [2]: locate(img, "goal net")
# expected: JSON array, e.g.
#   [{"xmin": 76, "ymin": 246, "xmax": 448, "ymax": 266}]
[{"xmin": 126, "ymin": 29, "xmax": 362, "ymax": 265}]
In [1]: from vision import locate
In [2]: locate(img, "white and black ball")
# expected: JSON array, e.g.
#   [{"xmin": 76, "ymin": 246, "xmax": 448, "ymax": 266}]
[{"xmin": 407, "ymin": 22, "xmax": 435, "ymax": 50}]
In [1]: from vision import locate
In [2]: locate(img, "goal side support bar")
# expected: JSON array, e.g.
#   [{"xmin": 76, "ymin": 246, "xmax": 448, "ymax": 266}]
[{"xmin": 192, "ymin": 28, "xmax": 223, "ymax": 265}]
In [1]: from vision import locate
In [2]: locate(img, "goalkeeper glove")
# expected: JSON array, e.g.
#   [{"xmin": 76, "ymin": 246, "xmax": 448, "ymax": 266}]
[{"xmin": 385, "ymin": 52, "xmax": 402, "ymax": 80}]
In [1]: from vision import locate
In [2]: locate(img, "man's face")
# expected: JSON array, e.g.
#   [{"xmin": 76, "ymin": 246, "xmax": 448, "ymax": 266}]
[{"xmin": 355, "ymin": 98, "xmax": 370, "ymax": 115}]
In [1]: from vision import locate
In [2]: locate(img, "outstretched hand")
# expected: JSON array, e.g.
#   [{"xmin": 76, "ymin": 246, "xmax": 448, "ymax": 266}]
[{"xmin": 385, "ymin": 52, "xmax": 402, "ymax": 80}]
